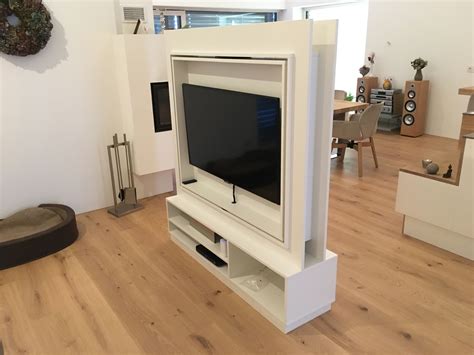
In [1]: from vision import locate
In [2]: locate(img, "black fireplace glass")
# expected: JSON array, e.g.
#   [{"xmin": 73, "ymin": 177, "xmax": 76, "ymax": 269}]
[{"xmin": 150, "ymin": 82, "xmax": 172, "ymax": 132}]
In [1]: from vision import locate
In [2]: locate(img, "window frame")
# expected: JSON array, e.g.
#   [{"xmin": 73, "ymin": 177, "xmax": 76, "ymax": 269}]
[{"xmin": 153, "ymin": 8, "xmax": 276, "ymax": 33}]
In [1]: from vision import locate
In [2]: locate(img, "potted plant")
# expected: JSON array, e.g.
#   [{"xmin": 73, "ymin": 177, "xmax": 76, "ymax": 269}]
[
  {"xmin": 345, "ymin": 92, "xmax": 354, "ymax": 101},
  {"xmin": 411, "ymin": 58, "xmax": 428, "ymax": 81}
]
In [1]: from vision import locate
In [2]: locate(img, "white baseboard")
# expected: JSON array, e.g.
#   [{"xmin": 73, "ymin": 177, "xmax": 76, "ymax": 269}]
[{"xmin": 404, "ymin": 216, "xmax": 474, "ymax": 260}]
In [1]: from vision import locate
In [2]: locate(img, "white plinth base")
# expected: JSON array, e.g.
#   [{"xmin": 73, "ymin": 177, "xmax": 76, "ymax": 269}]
[{"xmin": 285, "ymin": 304, "xmax": 331, "ymax": 333}]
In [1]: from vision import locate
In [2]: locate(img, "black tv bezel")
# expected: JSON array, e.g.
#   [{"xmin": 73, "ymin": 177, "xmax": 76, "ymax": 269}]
[
  {"xmin": 150, "ymin": 82, "xmax": 172, "ymax": 133},
  {"xmin": 181, "ymin": 83, "xmax": 282, "ymax": 205}
]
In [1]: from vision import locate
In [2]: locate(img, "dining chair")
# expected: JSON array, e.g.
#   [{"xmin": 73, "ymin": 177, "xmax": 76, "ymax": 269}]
[
  {"xmin": 334, "ymin": 90, "xmax": 347, "ymax": 100},
  {"xmin": 331, "ymin": 103, "xmax": 383, "ymax": 177}
]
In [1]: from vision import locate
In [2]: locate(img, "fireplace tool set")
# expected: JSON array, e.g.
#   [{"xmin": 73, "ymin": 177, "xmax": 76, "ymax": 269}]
[{"xmin": 107, "ymin": 134, "xmax": 143, "ymax": 217}]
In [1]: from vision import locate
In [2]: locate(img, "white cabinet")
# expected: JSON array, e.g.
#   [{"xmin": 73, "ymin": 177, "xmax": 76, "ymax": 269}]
[
  {"xmin": 167, "ymin": 196, "xmax": 337, "ymax": 333},
  {"xmin": 396, "ymin": 136, "xmax": 474, "ymax": 260}
]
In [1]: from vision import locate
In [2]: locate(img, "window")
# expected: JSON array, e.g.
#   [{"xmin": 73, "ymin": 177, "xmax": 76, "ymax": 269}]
[
  {"xmin": 186, "ymin": 11, "xmax": 277, "ymax": 28},
  {"xmin": 153, "ymin": 9, "xmax": 276, "ymax": 33},
  {"xmin": 305, "ymin": 2, "xmax": 369, "ymax": 96},
  {"xmin": 154, "ymin": 10, "xmax": 186, "ymax": 34}
]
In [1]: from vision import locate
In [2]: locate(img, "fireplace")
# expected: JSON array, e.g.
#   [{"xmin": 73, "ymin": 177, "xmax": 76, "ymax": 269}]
[{"xmin": 150, "ymin": 82, "xmax": 172, "ymax": 132}]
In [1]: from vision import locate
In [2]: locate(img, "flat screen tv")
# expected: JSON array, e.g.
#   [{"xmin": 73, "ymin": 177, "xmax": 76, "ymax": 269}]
[{"xmin": 182, "ymin": 84, "xmax": 281, "ymax": 205}]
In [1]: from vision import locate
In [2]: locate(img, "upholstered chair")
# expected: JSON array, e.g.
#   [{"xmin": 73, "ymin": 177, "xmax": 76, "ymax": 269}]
[{"xmin": 332, "ymin": 103, "xmax": 383, "ymax": 177}]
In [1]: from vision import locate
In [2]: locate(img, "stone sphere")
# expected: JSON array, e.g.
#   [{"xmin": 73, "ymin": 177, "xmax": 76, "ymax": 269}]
[{"xmin": 426, "ymin": 163, "xmax": 439, "ymax": 175}]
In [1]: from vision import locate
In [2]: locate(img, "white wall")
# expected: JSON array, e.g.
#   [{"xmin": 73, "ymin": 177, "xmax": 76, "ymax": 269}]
[
  {"xmin": 114, "ymin": 35, "xmax": 175, "ymax": 176},
  {"xmin": 366, "ymin": 0, "xmax": 473, "ymax": 139},
  {"xmin": 0, "ymin": 1, "xmax": 119, "ymax": 217},
  {"xmin": 0, "ymin": 0, "xmax": 172, "ymax": 218}
]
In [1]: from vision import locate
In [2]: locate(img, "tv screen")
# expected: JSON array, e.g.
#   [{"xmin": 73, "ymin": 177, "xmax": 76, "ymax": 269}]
[
  {"xmin": 182, "ymin": 84, "xmax": 281, "ymax": 205},
  {"xmin": 150, "ymin": 82, "xmax": 172, "ymax": 132}
]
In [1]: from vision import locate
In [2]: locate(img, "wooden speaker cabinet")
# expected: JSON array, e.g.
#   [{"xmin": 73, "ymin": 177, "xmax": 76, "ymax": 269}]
[
  {"xmin": 401, "ymin": 80, "xmax": 430, "ymax": 137},
  {"xmin": 356, "ymin": 76, "xmax": 378, "ymax": 103}
]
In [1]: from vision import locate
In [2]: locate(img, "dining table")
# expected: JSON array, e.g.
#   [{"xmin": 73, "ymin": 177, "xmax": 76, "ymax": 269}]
[{"xmin": 333, "ymin": 99, "xmax": 369, "ymax": 115}]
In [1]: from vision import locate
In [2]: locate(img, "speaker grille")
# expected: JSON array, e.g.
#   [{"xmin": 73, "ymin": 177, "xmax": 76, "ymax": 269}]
[
  {"xmin": 405, "ymin": 100, "xmax": 416, "ymax": 112},
  {"xmin": 403, "ymin": 114, "xmax": 415, "ymax": 126}
]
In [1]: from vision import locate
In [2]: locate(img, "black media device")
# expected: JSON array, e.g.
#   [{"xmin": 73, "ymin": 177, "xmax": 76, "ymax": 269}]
[
  {"xmin": 182, "ymin": 179, "xmax": 197, "ymax": 185},
  {"xmin": 182, "ymin": 84, "xmax": 281, "ymax": 205},
  {"xmin": 150, "ymin": 82, "xmax": 172, "ymax": 132},
  {"xmin": 195, "ymin": 244, "xmax": 227, "ymax": 267}
]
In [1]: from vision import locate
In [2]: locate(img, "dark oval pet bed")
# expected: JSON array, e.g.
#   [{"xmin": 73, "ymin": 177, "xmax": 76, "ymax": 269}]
[{"xmin": 0, "ymin": 204, "xmax": 78, "ymax": 270}]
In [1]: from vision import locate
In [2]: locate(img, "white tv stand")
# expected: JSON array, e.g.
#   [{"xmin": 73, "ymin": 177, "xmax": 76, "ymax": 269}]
[
  {"xmin": 167, "ymin": 194, "xmax": 337, "ymax": 332},
  {"xmin": 164, "ymin": 20, "xmax": 339, "ymax": 333}
]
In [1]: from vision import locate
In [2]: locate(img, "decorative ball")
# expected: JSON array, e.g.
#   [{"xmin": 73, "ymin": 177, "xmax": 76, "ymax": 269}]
[
  {"xmin": 0, "ymin": 1, "xmax": 53, "ymax": 57},
  {"xmin": 422, "ymin": 159, "xmax": 432, "ymax": 168},
  {"xmin": 426, "ymin": 163, "xmax": 439, "ymax": 175},
  {"xmin": 383, "ymin": 79, "xmax": 392, "ymax": 90}
]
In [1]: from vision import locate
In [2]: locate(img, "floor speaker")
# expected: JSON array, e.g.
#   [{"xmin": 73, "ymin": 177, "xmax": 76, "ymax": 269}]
[
  {"xmin": 356, "ymin": 76, "xmax": 378, "ymax": 104},
  {"xmin": 401, "ymin": 80, "xmax": 430, "ymax": 137}
]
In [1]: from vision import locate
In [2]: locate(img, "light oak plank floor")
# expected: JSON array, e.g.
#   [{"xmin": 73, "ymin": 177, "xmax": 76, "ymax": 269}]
[{"xmin": 1, "ymin": 133, "xmax": 472, "ymax": 354}]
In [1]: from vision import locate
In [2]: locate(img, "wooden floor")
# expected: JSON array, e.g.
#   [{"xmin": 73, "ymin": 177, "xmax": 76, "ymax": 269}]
[{"xmin": 1, "ymin": 133, "xmax": 473, "ymax": 354}]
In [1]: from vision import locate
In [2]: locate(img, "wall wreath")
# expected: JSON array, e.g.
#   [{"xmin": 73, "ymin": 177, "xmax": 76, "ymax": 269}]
[{"xmin": 0, "ymin": 0, "xmax": 53, "ymax": 56}]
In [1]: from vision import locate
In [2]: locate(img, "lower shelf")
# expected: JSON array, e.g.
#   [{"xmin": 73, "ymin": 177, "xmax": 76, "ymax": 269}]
[
  {"xmin": 169, "ymin": 214, "xmax": 228, "ymax": 262},
  {"xmin": 170, "ymin": 229, "xmax": 228, "ymax": 277},
  {"xmin": 230, "ymin": 271, "xmax": 285, "ymax": 324},
  {"xmin": 170, "ymin": 228, "xmax": 286, "ymax": 330}
]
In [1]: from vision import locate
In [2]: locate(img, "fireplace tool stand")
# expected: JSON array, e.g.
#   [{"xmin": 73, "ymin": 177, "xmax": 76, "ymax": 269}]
[{"xmin": 107, "ymin": 133, "xmax": 143, "ymax": 217}]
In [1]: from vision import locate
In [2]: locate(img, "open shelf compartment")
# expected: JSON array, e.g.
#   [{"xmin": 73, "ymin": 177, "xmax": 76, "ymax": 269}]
[
  {"xmin": 169, "ymin": 228, "xmax": 229, "ymax": 277},
  {"xmin": 168, "ymin": 203, "xmax": 228, "ymax": 263},
  {"xmin": 228, "ymin": 243, "xmax": 285, "ymax": 325}
]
